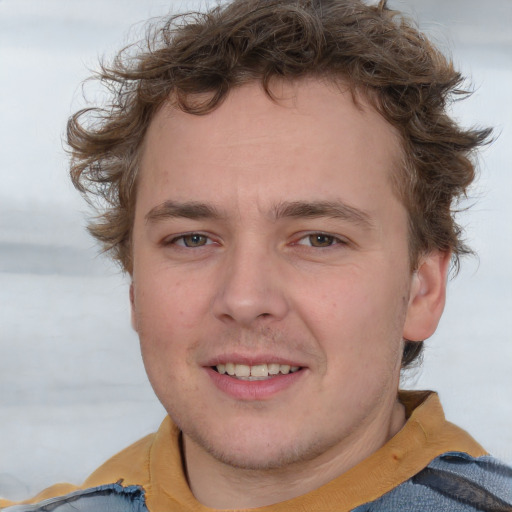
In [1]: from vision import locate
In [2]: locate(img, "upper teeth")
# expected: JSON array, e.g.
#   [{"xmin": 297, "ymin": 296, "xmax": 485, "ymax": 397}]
[{"xmin": 216, "ymin": 363, "xmax": 300, "ymax": 378}]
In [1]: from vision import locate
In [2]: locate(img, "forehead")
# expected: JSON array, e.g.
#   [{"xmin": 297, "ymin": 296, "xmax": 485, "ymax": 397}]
[{"xmin": 137, "ymin": 79, "xmax": 403, "ymax": 219}]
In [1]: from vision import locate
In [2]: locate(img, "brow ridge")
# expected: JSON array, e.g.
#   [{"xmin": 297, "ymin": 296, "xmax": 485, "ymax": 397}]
[
  {"xmin": 145, "ymin": 199, "xmax": 374, "ymax": 229},
  {"xmin": 145, "ymin": 201, "xmax": 222, "ymax": 223},
  {"xmin": 271, "ymin": 200, "xmax": 374, "ymax": 228}
]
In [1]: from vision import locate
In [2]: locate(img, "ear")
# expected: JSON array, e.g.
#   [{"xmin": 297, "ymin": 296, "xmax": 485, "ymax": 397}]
[
  {"xmin": 403, "ymin": 250, "xmax": 451, "ymax": 342},
  {"xmin": 129, "ymin": 282, "xmax": 138, "ymax": 332}
]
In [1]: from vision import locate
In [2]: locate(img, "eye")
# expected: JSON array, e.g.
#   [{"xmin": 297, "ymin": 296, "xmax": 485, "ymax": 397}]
[
  {"xmin": 296, "ymin": 233, "xmax": 345, "ymax": 248},
  {"xmin": 171, "ymin": 233, "xmax": 212, "ymax": 248}
]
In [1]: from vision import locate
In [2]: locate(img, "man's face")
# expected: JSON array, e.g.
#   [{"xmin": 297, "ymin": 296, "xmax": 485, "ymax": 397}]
[{"xmin": 131, "ymin": 80, "xmax": 431, "ymax": 471}]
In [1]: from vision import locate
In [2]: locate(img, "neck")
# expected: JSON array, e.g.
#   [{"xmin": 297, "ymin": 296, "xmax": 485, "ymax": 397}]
[{"xmin": 183, "ymin": 399, "xmax": 406, "ymax": 509}]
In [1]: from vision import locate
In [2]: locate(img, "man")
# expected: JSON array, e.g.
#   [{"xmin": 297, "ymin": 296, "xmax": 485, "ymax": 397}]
[{"xmin": 1, "ymin": 0, "xmax": 511, "ymax": 510}]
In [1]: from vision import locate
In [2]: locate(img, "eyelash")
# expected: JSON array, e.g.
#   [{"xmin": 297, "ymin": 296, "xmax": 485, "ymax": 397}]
[
  {"xmin": 295, "ymin": 233, "xmax": 348, "ymax": 248},
  {"xmin": 163, "ymin": 232, "xmax": 348, "ymax": 250},
  {"xmin": 165, "ymin": 233, "xmax": 215, "ymax": 248}
]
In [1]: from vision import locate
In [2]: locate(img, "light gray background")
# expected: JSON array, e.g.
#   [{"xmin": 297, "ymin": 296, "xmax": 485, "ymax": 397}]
[{"xmin": 0, "ymin": 0, "xmax": 511, "ymax": 501}]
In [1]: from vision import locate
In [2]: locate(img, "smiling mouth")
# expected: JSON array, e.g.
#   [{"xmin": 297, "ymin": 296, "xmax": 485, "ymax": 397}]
[{"xmin": 213, "ymin": 363, "xmax": 302, "ymax": 381}]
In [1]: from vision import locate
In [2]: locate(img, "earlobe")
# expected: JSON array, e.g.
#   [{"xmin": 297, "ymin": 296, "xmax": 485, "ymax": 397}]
[{"xmin": 403, "ymin": 251, "xmax": 451, "ymax": 342}]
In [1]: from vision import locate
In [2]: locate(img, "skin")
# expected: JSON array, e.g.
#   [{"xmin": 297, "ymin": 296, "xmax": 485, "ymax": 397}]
[{"xmin": 130, "ymin": 79, "xmax": 449, "ymax": 508}]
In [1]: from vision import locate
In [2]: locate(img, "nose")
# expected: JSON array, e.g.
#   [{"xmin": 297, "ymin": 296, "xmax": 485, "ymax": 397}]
[{"xmin": 212, "ymin": 243, "xmax": 289, "ymax": 327}]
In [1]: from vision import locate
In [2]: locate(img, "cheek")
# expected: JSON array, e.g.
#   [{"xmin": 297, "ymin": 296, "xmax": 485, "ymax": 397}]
[
  {"xmin": 134, "ymin": 270, "xmax": 207, "ymax": 334},
  {"xmin": 134, "ymin": 278, "xmax": 197, "ymax": 385},
  {"xmin": 298, "ymin": 268, "xmax": 407, "ymax": 358},
  {"xmin": 133, "ymin": 270, "xmax": 212, "ymax": 386}
]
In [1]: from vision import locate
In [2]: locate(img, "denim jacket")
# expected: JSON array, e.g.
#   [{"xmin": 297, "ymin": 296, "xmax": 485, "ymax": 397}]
[{"xmin": 4, "ymin": 451, "xmax": 511, "ymax": 512}]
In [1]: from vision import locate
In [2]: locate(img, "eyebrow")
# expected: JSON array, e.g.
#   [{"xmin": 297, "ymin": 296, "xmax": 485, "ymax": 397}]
[
  {"xmin": 271, "ymin": 200, "xmax": 375, "ymax": 229},
  {"xmin": 145, "ymin": 199, "xmax": 374, "ymax": 229},
  {"xmin": 145, "ymin": 201, "xmax": 223, "ymax": 223}
]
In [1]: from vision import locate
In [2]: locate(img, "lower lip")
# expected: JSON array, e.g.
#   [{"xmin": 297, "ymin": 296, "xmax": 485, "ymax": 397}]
[{"xmin": 205, "ymin": 367, "xmax": 305, "ymax": 400}]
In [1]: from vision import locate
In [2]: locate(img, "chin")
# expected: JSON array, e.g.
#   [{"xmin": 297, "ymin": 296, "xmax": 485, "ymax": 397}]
[{"xmin": 184, "ymin": 421, "xmax": 336, "ymax": 471}]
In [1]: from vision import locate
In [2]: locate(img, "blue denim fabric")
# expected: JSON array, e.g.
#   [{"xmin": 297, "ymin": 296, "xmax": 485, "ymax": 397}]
[
  {"xmin": 3, "ymin": 453, "xmax": 511, "ymax": 511},
  {"xmin": 352, "ymin": 452, "xmax": 512, "ymax": 512},
  {"xmin": 2, "ymin": 483, "xmax": 148, "ymax": 512}
]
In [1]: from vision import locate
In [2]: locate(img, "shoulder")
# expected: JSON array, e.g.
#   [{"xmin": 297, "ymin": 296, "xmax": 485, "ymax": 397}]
[
  {"xmin": 353, "ymin": 452, "xmax": 512, "ymax": 511},
  {"xmin": 0, "ymin": 483, "xmax": 148, "ymax": 512},
  {"xmin": 0, "ymin": 432, "xmax": 156, "ymax": 511},
  {"xmin": 82, "ymin": 431, "xmax": 155, "ymax": 488}
]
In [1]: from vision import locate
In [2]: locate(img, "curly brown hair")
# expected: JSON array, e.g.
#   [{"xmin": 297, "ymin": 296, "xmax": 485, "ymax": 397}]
[{"xmin": 67, "ymin": 0, "xmax": 491, "ymax": 368}]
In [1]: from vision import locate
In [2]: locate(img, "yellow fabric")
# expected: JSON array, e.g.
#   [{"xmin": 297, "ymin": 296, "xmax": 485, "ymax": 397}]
[{"xmin": 0, "ymin": 391, "xmax": 486, "ymax": 511}]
